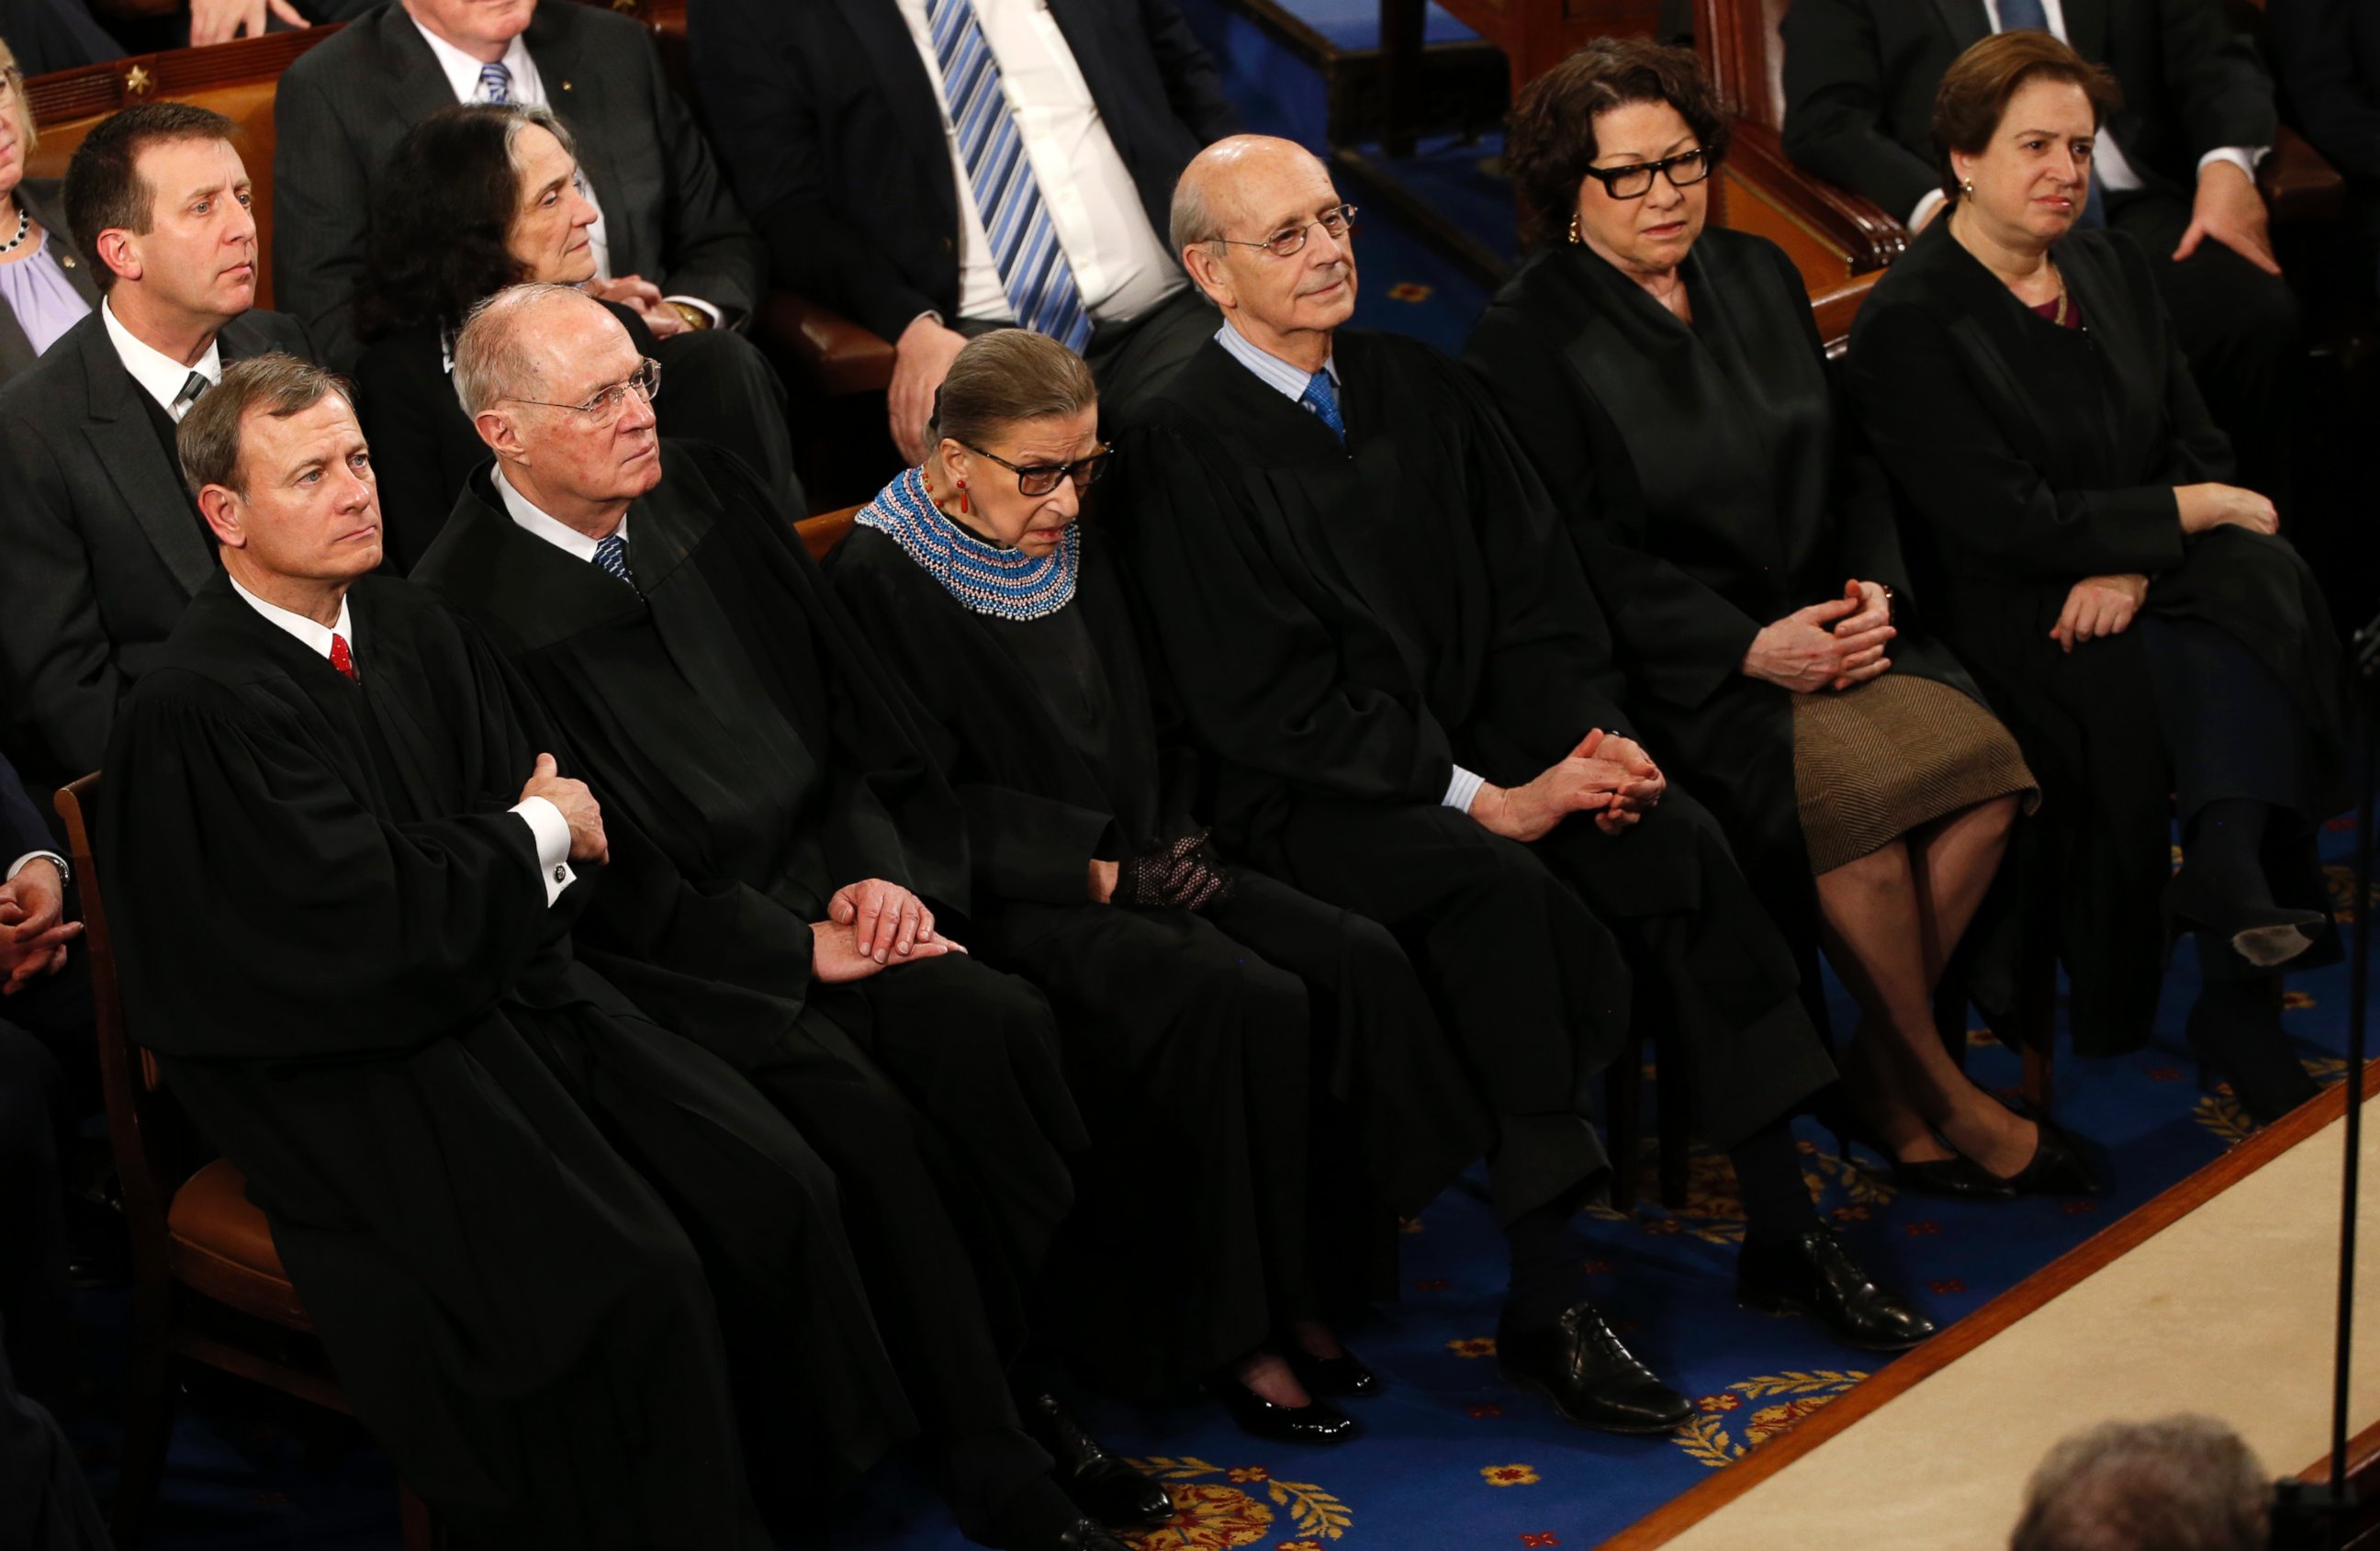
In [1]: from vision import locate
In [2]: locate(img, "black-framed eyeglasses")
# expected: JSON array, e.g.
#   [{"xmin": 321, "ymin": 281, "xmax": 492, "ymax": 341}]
[
  {"xmin": 960, "ymin": 440, "xmax": 1113, "ymax": 498},
  {"xmin": 506, "ymin": 356, "xmax": 663, "ymax": 421},
  {"xmin": 1209, "ymin": 203, "xmax": 1358, "ymax": 259},
  {"xmin": 1580, "ymin": 149, "xmax": 1712, "ymax": 200}
]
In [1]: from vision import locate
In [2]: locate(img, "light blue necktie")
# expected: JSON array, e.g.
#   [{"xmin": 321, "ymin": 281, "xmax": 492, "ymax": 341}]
[
  {"xmin": 924, "ymin": 0, "xmax": 1093, "ymax": 349},
  {"xmin": 477, "ymin": 61, "xmax": 512, "ymax": 105},
  {"xmin": 593, "ymin": 532, "xmax": 634, "ymax": 590},
  {"xmin": 1299, "ymin": 369, "xmax": 1345, "ymax": 442},
  {"xmin": 1993, "ymin": 0, "xmax": 2105, "ymax": 228}
]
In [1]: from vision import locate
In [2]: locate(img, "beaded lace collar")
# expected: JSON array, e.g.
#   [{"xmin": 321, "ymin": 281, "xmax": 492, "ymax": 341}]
[{"xmin": 855, "ymin": 465, "xmax": 1080, "ymax": 621}]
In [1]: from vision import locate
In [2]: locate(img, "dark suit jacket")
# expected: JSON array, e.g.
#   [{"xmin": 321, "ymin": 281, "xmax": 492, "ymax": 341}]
[
  {"xmin": 0, "ymin": 307, "xmax": 313, "ymax": 793},
  {"xmin": 273, "ymin": 0, "xmax": 765, "ymax": 368},
  {"xmin": 0, "ymin": 182, "xmax": 99, "ymax": 393},
  {"xmin": 1780, "ymin": 0, "xmax": 2279, "ymax": 221},
  {"xmin": 2271, "ymin": 0, "xmax": 2380, "ymax": 181},
  {"xmin": 688, "ymin": 0, "xmax": 1236, "ymax": 343}
]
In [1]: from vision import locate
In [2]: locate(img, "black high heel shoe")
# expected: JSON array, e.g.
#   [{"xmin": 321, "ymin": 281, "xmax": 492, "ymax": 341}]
[
  {"xmin": 1206, "ymin": 1374, "xmax": 1359, "ymax": 1444},
  {"xmin": 1829, "ymin": 1109, "xmax": 2016, "ymax": 1201},
  {"xmin": 1985, "ymin": 1109, "xmax": 2102, "ymax": 1196},
  {"xmin": 2163, "ymin": 864, "xmax": 2326, "ymax": 971},
  {"xmin": 1287, "ymin": 1345, "xmax": 1381, "ymax": 1399}
]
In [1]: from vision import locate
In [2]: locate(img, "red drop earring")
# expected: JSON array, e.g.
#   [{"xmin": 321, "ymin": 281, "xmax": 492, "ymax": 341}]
[{"xmin": 958, "ymin": 481, "xmax": 971, "ymax": 516}]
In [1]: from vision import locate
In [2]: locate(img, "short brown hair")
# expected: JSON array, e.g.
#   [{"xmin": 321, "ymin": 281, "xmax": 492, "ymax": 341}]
[
  {"xmin": 63, "ymin": 102, "xmax": 239, "ymax": 292},
  {"xmin": 1932, "ymin": 30, "xmax": 2119, "ymax": 203},
  {"xmin": 1504, "ymin": 38, "xmax": 1732, "ymax": 251},
  {"xmin": 177, "ymin": 353, "xmax": 354, "ymax": 501},
  {"xmin": 929, "ymin": 329, "xmax": 1098, "ymax": 450}
]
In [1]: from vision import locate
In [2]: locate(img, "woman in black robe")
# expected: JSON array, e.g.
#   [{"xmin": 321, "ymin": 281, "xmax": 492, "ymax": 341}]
[
  {"xmin": 352, "ymin": 104, "xmax": 793, "ymax": 572},
  {"xmin": 1845, "ymin": 31, "xmax": 2345, "ymax": 1123},
  {"xmin": 825, "ymin": 330, "xmax": 1492, "ymax": 1437},
  {"xmin": 1467, "ymin": 39, "xmax": 2068, "ymax": 1197}
]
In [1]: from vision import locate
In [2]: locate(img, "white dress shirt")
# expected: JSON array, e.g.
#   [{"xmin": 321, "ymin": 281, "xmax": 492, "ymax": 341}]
[
  {"xmin": 226, "ymin": 572, "xmax": 575, "ymax": 905},
  {"xmin": 893, "ymin": 0, "xmax": 1182, "ymax": 328},
  {"xmin": 1907, "ymin": 0, "xmax": 2266, "ymax": 229},
  {"xmin": 1212, "ymin": 320, "xmax": 1488, "ymax": 816},
  {"xmin": 101, "ymin": 298, "xmax": 220, "ymax": 421},
  {"xmin": 410, "ymin": 18, "xmax": 721, "ymax": 327},
  {"xmin": 492, "ymin": 464, "xmax": 629, "ymax": 562}
]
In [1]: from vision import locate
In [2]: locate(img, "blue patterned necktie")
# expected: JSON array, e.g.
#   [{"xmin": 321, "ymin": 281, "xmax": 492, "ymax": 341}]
[
  {"xmin": 1993, "ymin": 0, "xmax": 2105, "ymax": 227},
  {"xmin": 924, "ymin": 0, "xmax": 1093, "ymax": 350},
  {"xmin": 477, "ymin": 61, "xmax": 511, "ymax": 105},
  {"xmin": 593, "ymin": 532, "xmax": 634, "ymax": 590},
  {"xmin": 1299, "ymin": 369, "xmax": 1345, "ymax": 442}
]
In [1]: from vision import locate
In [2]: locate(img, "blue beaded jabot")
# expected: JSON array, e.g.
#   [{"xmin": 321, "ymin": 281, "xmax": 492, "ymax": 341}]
[{"xmin": 855, "ymin": 466, "xmax": 1080, "ymax": 621}]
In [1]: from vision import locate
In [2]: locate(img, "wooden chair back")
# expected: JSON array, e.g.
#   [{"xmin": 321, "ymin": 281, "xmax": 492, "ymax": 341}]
[{"xmin": 797, "ymin": 502, "xmax": 861, "ymax": 563}]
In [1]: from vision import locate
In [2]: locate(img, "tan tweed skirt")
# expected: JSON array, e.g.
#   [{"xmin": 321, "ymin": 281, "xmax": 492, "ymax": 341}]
[{"xmin": 1791, "ymin": 675, "xmax": 2039, "ymax": 873}]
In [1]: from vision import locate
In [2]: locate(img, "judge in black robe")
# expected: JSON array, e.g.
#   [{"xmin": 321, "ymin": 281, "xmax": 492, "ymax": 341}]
[
  {"xmin": 103, "ymin": 496, "xmax": 912, "ymax": 1543},
  {"xmin": 0, "ymin": 1318, "xmax": 107, "ymax": 1551},
  {"xmin": 1116, "ymin": 138, "xmax": 1933, "ymax": 1433},
  {"xmin": 1465, "ymin": 61, "xmax": 2070, "ymax": 1200},
  {"xmin": 1844, "ymin": 50, "xmax": 2343, "ymax": 1123},
  {"xmin": 823, "ymin": 338, "xmax": 1491, "ymax": 1414}
]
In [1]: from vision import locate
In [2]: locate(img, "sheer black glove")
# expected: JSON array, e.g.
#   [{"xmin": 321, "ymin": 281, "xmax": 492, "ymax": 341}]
[{"xmin": 1114, "ymin": 831, "xmax": 1235, "ymax": 914}]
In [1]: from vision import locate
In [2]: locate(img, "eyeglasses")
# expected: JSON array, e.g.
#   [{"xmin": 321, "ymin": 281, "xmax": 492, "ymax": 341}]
[
  {"xmin": 1579, "ymin": 149, "xmax": 1712, "ymax": 200},
  {"xmin": 506, "ymin": 356, "xmax": 663, "ymax": 421},
  {"xmin": 960, "ymin": 439, "xmax": 1114, "ymax": 498},
  {"xmin": 1209, "ymin": 204, "xmax": 1359, "ymax": 259}
]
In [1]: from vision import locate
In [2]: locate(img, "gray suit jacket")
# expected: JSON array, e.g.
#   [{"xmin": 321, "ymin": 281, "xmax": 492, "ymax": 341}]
[
  {"xmin": 272, "ymin": 0, "xmax": 765, "ymax": 368},
  {"xmin": 0, "ymin": 307, "xmax": 314, "ymax": 792},
  {"xmin": 0, "ymin": 181, "xmax": 100, "ymax": 389}
]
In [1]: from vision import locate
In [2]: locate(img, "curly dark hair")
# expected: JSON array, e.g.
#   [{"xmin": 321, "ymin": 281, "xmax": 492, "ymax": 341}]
[
  {"xmin": 1504, "ymin": 38, "xmax": 1734, "ymax": 251},
  {"xmin": 354, "ymin": 105, "xmax": 578, "ymax": 344}
]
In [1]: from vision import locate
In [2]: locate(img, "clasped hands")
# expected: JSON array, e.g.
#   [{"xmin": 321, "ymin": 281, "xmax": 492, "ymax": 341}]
[
  {"xmin": 0, "ymin": 858, "xmax": 79, "ymax": 995},
  {"xmin": 1470, "ymin": 730, "xmax": 1666, "ymax": 844},
  {"xmin": 1743, "ymin": 579, "xmax": 1893, "ymax": 692},
  {"xmin": 814, "ymin": 880, "xmax": 965, "ymax": 983}
]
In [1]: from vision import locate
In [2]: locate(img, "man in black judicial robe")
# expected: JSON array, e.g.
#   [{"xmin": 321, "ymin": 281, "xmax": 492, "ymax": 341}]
[
  {"xmin": 101, "ymin": 355, "xmax": 915, "ymax": 1550},
  {"xmin": 1119, "ymin": 138, "xmax": 1937, "ymax": 1433},
  {"xmin": 410, "ymin": 286, "xmax": 1159, "ymax": 1548}
]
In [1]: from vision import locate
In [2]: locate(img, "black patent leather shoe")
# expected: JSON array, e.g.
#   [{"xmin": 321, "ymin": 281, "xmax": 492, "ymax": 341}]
[
  {"xmin": 1737, "ymin": 1226, "xmax": 1936, "ymax": 1352},
  {"xmin": 1288, "ymin": 1345, "xmax": 1382, "ymax": 1399},
  {"xmin": 1207, "ymin": 1376, "xmax": 1359, "ymax": 1444},
  {"xmin": 1989, "ymin": 1113, "xmax": 2103, "ymax": 1196},
  {"xmin": 1050, "ymin": 1518, "xmax": 1133, "ymax": 1551},
  {"xmin": 1023, "ymin": 1394, "xmax": 1172, "ymax": 1529},
  {"xmin": 1893, "ymin": 1153, "xmax": 2018, "ymax": 1201},
  {"xmin": 1495, "ymin": 1302, "xmax": 1691, "ymax": 1434}
]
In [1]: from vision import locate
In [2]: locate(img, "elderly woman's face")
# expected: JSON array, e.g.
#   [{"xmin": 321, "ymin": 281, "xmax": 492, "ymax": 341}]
[
  {"xmin": 1952, "ymin": 76, "xmax": 2097, "ymax": 248},
  {"xmin": 1572, "ymin": 98, "xmax": 1708, "ymax": 278},
  {"xmin": 944, "ymin": 406, "xmax": 1100, "ymax": 559},
  {"xmin": 504, "ymin": 123, "xmax": 600, "ymax": 286},
  {"xmin": 0, "ymin": 76, "xmax": 28, "ymax": 200}
]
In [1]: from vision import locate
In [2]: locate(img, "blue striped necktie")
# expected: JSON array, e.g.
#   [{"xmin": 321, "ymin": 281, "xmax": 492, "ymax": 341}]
[
  {"xmin": 477, "ymin": 61, "xmax": 511, "ymax": 105},
  {"xmin": 924, "ymin": 0, "xmax": 1093, "ymax": 350},
  {"xmin": 593, "ymin": 532, "xmax": 634, "ymax": 590},
  {"xmin": 1993, "ymin": 0, "xmax": 2105, "ymax": 227}
]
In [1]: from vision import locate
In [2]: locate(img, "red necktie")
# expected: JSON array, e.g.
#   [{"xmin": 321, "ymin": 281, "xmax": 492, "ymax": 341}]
[{"xmin": 329, "ymin": 633, "xmax": 357, "ymax": 682}]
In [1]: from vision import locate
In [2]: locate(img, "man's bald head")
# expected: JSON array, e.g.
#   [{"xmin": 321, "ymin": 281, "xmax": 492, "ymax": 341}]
[
  {"xmin": 452, "ymin": 281, "xmax": 619, "ymax": 418},
  {"xmin": 1173, "ymin": 135, "xmax": 1356, "ymax": 367},
  {"xmin": 1169, "ymin": 134, "xmax": 1330, "ymax": 254}
]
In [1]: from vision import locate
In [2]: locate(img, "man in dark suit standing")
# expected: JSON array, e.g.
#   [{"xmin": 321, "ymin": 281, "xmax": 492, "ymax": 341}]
[
  {"xmin": 0, "ymin": 103, "xmax": 312, "ymax": 798},
  {"xmin": 690, "ymin": 0, "xmax": 1238, "ymax": 460},
  {"xmin": 1779, "ymin": 0, "xmax": 2299, "ymax": 494},
  {"xmin": 2271, "ymin": 0, "xmax": 2380, "ymax": 300}
]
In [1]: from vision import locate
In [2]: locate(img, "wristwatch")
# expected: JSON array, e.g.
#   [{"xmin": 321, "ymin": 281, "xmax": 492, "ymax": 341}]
[
  {"xmin": 666, "ymin": 300, "xmax": 713, "ymax": 332},
  {"xmin": 8, "ymin": 850, "xmax": 66, "ymax": 888}
]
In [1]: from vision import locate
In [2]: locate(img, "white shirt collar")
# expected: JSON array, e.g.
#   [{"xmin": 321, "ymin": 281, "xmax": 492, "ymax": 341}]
[
  {"xmin": 1214, "ymin": 320, "xmax": 1337, "ymax": 403},
  {"xmin": 410, "ymin": 16, "xmax": 542, "ymax": 106},
  {"xmin": 492, "ymin": 464, "xmax": 626, "ymax": 563},
  {"xmin": 227, "ymin": 571, "xmax": 354, "ymax": 661},
  {"xmin": 101, "ymin": 298, "xmax": 222, "ymax": 420}
]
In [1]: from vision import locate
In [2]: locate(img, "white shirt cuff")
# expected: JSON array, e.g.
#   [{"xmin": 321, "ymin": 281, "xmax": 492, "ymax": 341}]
[
  {"xmin": 1443, "ymin": 766, "xmax": 1488, "ymax": 814},
  {"xmin": 6, "ymin": 851, "xmax": 64, "ymax": 882},
  {"xmin": 1909, "ymin": 188, "xmax": 1948, "ymax": 230},
  {"xmin": 661, "ymin": 295, "xmax": 723, "ymax": 328},
  {"xmin": 2199, "ymin": 146, "xmax": 2267, "ymax": 182},
  {"xmin": 511, "ymin": 798, "xmax": 575, "ymax": 907}
]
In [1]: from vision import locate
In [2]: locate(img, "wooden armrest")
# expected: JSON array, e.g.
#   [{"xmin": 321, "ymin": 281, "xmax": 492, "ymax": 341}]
[
  {"xmin": 757, "ymin": 293, "xmax": 895, "ymax": 399},
  {"xmin": 1810, "ymin": 271, "xmax": 1883, "ymax": 360},
  {"xmin": 1723, "ymin": 121, "xmax": 1908, "ymax": 281},
  {"xmin": 796, "ymin": 503, "xmax": 861, "ymax": 561},
  {"xmin": 2260, "ymin": 126, "xmax": 2345, "ymax": 227}
]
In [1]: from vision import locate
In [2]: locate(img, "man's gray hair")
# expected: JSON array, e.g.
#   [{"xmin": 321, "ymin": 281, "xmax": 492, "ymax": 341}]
[
  {"xmin": 452, "ymin": 281, "xmax": 587, "ymax": 418},
  {"xmin": 2012, "ymin": 1415, "xmax": 2271, "ymax": 1551},
  {"xmin": 176, "ymin": 353, "xmax": 354, "ymax": 500},
  {"xmin": 1169, "ymin": 169, "xmax": 1227, "ymax": 257}
]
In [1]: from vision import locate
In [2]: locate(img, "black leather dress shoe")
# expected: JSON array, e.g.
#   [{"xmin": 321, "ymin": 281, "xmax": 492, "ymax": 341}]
[
  {"xmin": 1893, "ymin": 1153, "xmax": 2017, "ymax": 1201},
  {"xmin": 1495, "ymin": 1302, "xmax": 1691, "ymax": 1434},
  {"xmin": 1737, "ymin": 1227, "xmax": 1936, "ymax": 1352},
  {"xmin": 1288, "ymin": 1346, "xmax": 1381, "ymax": 1398},
  {"xmin": 1206, "ymin": 1376, "xmax": 1359, "ymax": 1444},
  {"xmin": 1022, "ymin": 1394, "xmax": 1172, "ymax": 1529},
  {"xmin": 1050, "ymin": 1518, "xmax": 1134, "ymax": 1551}
]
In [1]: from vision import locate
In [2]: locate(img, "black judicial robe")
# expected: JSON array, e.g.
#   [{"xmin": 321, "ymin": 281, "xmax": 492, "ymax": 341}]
[
  {"xmin": 1119, "ymin": 331, "xmax": 1837, "ymax": 1172},
  {"xmin": 1466, "ymin": 230, "xmax": 1984, "ymax": 903},
  {"xmin": 1847, "ymin": 223, "xmax": 2346, "ymax": 1051},
  {"xmin": 98, "ymin": 574, "xmax": 912, "ymax": 1549},
  {"xmin": 829, "ymin": 526, "xmax": 1493, "ymax": 1394},
  {"xmin": 412, "ymin": 443, "xmax": 1085, "ymax": 1322}
]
